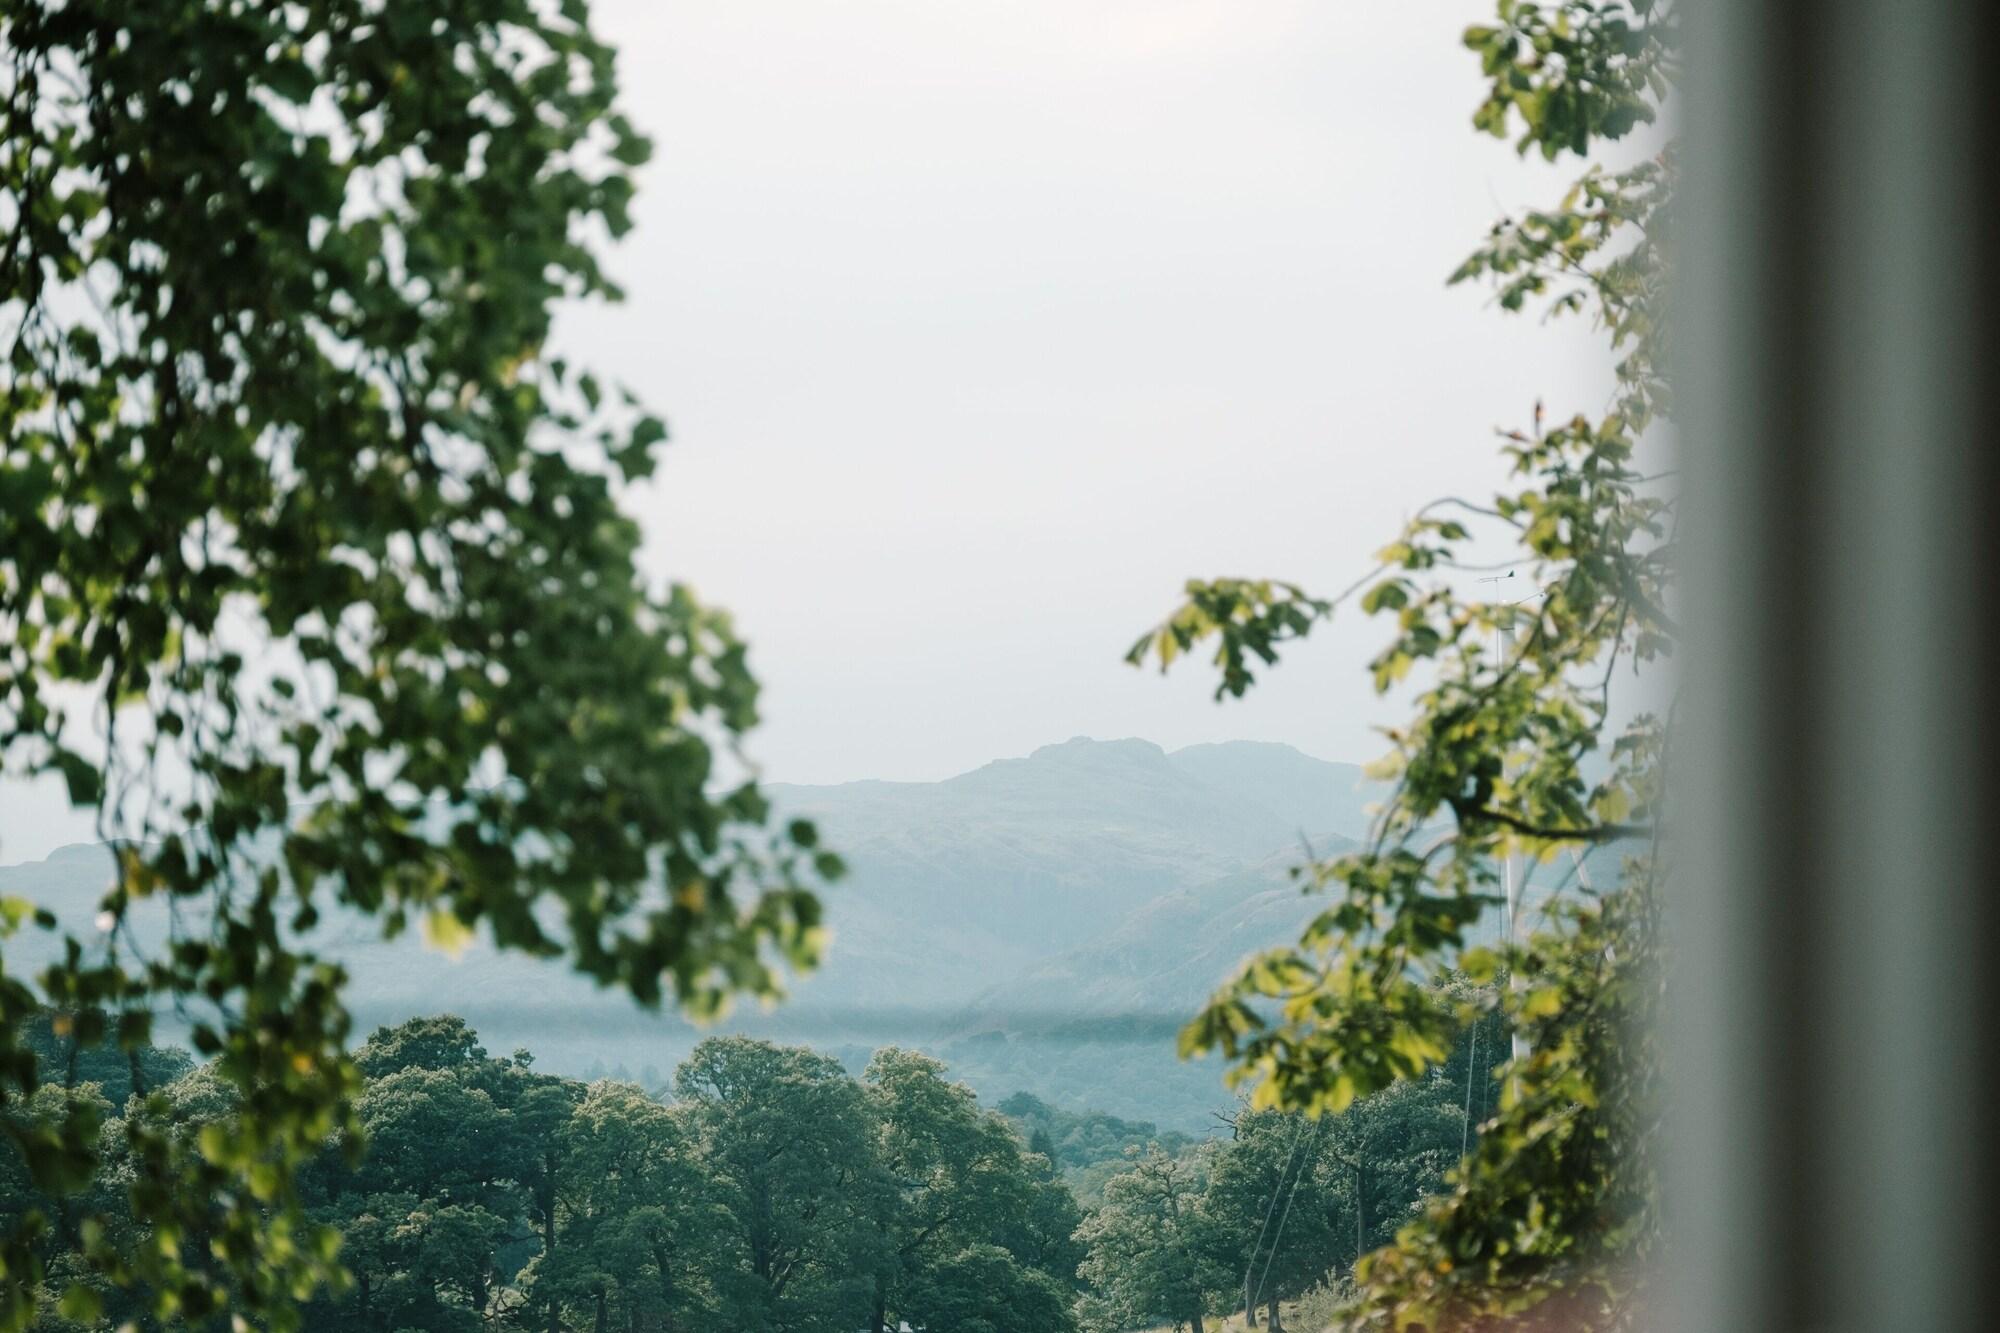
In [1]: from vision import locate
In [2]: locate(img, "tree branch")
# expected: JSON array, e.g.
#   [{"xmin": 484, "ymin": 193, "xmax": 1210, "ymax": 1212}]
[{"xmin": 1462, "ymin": 803, "xmax": 1651, "ymax": 845}]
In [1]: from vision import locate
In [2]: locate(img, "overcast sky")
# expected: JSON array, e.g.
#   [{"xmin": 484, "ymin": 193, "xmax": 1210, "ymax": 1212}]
[{"xmin": 2, "ymin": 0, "xmax": 1619, "ymax": 863}]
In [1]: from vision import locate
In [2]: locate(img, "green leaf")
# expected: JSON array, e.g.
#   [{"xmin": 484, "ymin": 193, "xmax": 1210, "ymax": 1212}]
[
  {"xmin": 57, "ymin": 1285, "xmax": 102, "ymax": 1322},
  {"xmin": 54, "ymin": 752, "xmax": 100, "ymax": 806}
]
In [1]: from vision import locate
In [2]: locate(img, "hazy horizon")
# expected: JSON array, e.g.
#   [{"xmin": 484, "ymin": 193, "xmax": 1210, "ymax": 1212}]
[{"xmin": 1, "ymin": 733, "xmax": 1362, "ymax": 867}]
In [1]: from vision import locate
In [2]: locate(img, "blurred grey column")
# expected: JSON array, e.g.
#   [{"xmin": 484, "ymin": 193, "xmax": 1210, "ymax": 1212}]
[{"xmin": 1675, "ymin": 0, "xmax": 1997, "ymax": 1329}]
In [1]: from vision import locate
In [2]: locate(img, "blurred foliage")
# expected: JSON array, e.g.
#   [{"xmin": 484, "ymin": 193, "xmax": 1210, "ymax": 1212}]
[
  {"xmin": 1350, "ymin": 898, "xmax": 1657, "ymax": 1329},
  {"xmin": 0, "ymin": 1, "xmax": 837, "ymax": 1325},
  {"xmin": 1129, "ymin": 2, "xmax": 1675, "ymax": 1326}
]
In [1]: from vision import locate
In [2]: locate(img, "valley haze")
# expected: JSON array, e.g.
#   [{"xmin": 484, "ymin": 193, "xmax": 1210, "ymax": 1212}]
[{"xmin": 2, "ymin": 738, "xmax": 1417, "ymax": 1130}]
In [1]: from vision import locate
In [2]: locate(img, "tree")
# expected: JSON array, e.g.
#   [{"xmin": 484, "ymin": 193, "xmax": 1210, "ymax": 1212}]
[
  {"xmin": 0, "ymin": 2, "xmax": 841, "ymax": 1326},
  {"xmin": 394, "ymin": 1201, "xmax": 511, "ymax": 1333},
  {"xmin": 1312, "ymin": 1075, "xmax": 1465, "ymax": 1270},
  {"xmin": 351, "ymin": 1016, "xmax": 489, "ymax": 1083},
  {"xmin": 349, "ymin": 1067, "xmax": 509, "ymax": 1207},
  {"xmin": 310, "ymin": 1190, "xmax": 421, "ymax": 1333},
  {"xmin": 1075, "ymin": 1145, "xmax": 1227, "ymax": 1333},
  {"xmin": 1193, "ymin": 1081, "xmax": 1464, "ymax": 1330},
  {"xmin": 1199, "ymin": 1108, "xmax": 1337, "ymax": 1329},
  {"xmin": 1348, "ymin": 905, "xmax": 1658, "ymax": 1328},
  {"xmin": 21, "ymin": 1011, "xmax": 193, "ymax": 1107},
  {"xmin": 304, "ymin": 1018, "xmax": 542, "ymax": 1332},
  {"xmin": 995, "ymin": 1091, "xmax": 1193, "ymax": 1206},
  {"xmin": 901, "ymin": 1242, "xmax": 1076, "ymax": 1333},
  {"xmin": 529, "ymin": 1079, "xmax": 729, "ymax": 1333},
  {"xmin": 994, "ymin": 1129, "xmax": 1086, "ymax": 1288},
  {"xmin": 673, "ymin": 1037, "xmax": 885, "ymax": 1332},
  {"xmin": 7, "ymin": 1013, "xmax": 1105, "ymax": 1333},
  {"xmin": 1127, "ymin": 1, "xmax": 1674, "ymax": 1325},
  {"xmin": 0, "ymin": 1012, "xmax": 190, "ymax": 1329},
  {"xmin": 491, "ymin": 1062, "xmax": 589, "ymax": 1333},
  {"xmin": 861, "ymin": 1048, "xmax": 1078, "ymax": 1333}
]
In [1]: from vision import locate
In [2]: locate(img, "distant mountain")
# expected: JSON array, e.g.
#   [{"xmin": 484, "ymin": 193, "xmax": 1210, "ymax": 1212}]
[
  {"xmin": 1167, "ymin": 741, "xmax": 1379, "ymax": 848},
  {"xmin": 773, "ymin": 737, "xmax": 1365, "ymax": 941},
  {"xmin": 0, "ymin": 738, "xmax": 1383, "ymax": 1129}
]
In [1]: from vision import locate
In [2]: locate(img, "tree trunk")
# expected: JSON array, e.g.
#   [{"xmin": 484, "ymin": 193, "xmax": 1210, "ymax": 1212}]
[
  {"xmin": 1244, "ymin": 1269, "xmax": 1259, "ymax": 1326},
  {"xmin": 1188, "ymin": 1296, "xmax": 1205, "ymax": 1333},
  {"xmin": 1267, "ymin": 1296, "xmax": 1284, "ymax": 1331}
]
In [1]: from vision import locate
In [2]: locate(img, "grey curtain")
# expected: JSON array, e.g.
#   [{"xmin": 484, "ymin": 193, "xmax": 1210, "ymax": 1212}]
[{"xmin": 1674, "ymin": 0, "xmax": 1999, "ymax": 1327}]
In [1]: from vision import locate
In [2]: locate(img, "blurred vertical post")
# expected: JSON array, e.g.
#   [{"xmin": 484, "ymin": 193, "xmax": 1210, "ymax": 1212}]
[
  {"xmin": 1498, "ymin": 613, "xmax": 1528, "ymax": 1066},
  {"xmin": 1478, "ymin": 574, "xmax": 1531, "ymax": 1066},
  {"xmin": 1675, "ymin": 0, "xmax": 1998, "ymax": 1329}
]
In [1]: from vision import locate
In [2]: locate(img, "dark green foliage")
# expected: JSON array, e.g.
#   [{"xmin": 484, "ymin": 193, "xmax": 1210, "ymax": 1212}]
[
  {"xmin": 19, "ymin": 1012, "xmax": 193, "ymax": 1107},
  {"xmin": 531, "ymin": 1080, "xmax": 730, "ymax": 1333},
  {"xmin": 901, "ymin": 1243, "xmax": 1076, "ymax": 1333},
  {"xmin": 1069, "ymin": 1059, "xmax": 1481, "ymax": 1330},
  {"xmin": 1200, "ymin": 1108, "xmax": 1341, "ymax": 1319},
  {"xmin": 1074, "ymin": 1145, "xmax": 1226, "ymax": 1333},
  {"xmin": 351, "ymin": 1016, "xmax": 488, "ymax": 1082},
  {"xmin": 304, "ymin": 1022, "xmax": 588, "ymax": 1332},
  {"xmin": 674, "ymin": 1037, "xmax": 887, "ymax": 1331},
  {"xmin": 1, "ymin": 1, "xmax": 834, "ymax": 1325},
  {"xmin": 3, "ymin": 1016, "xmax": 1090, "ymax": 1332},
  {"xmin": 865, "ymin": 1049, "xmax": 1081, "ymax": 1333},
  {"xmin": 995, "ymin": 1091, "xmax": 1196, "ymax": 1205}
]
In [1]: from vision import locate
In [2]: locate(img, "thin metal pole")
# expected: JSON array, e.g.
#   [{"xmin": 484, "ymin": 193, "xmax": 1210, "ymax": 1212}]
[
  {"xmin": 1477, "ymin": 573, "xmax": 1531, "ymax": 1065},
  {"xmin": 1460, "ymin": 1016, "xmax": 1479, "ymax": 1158}
]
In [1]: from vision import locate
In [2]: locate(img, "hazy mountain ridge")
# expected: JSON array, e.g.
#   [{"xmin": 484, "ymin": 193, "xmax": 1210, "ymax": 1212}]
[
  {"xmin": 769, "ymin": 737, "xmax": 1366, "ymax": 955},
  {"xmin": 1, "ymin": 738, "xmax": 1378, "ymax": 1129}
]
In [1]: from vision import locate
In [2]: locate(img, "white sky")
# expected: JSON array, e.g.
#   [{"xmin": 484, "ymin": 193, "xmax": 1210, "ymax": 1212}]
[{"xmin": 1, "ymin": 0, "xmax": 1619, "ymax": 863}]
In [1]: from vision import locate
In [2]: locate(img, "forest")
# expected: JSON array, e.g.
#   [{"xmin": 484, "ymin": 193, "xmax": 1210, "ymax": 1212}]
[{"xmin": 2, "ymin": 1010, "xmax": 1502, "ymax": 1332}]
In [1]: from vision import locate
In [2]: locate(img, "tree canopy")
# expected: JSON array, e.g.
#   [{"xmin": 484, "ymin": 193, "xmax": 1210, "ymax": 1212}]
[{"xmin": 5, "ymin": 1017, "xmax": 1088, "ymax": 1332}]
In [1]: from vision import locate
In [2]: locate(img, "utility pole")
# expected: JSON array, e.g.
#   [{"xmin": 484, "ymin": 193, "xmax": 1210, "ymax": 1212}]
[
  {"xmin": 1476, "ymin": 572, "xmax": 1532, "ymax": 1065},
  {"xmin": 1461, "ymin": 1016, "xmax": 1480, "ymax": 1157}
]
